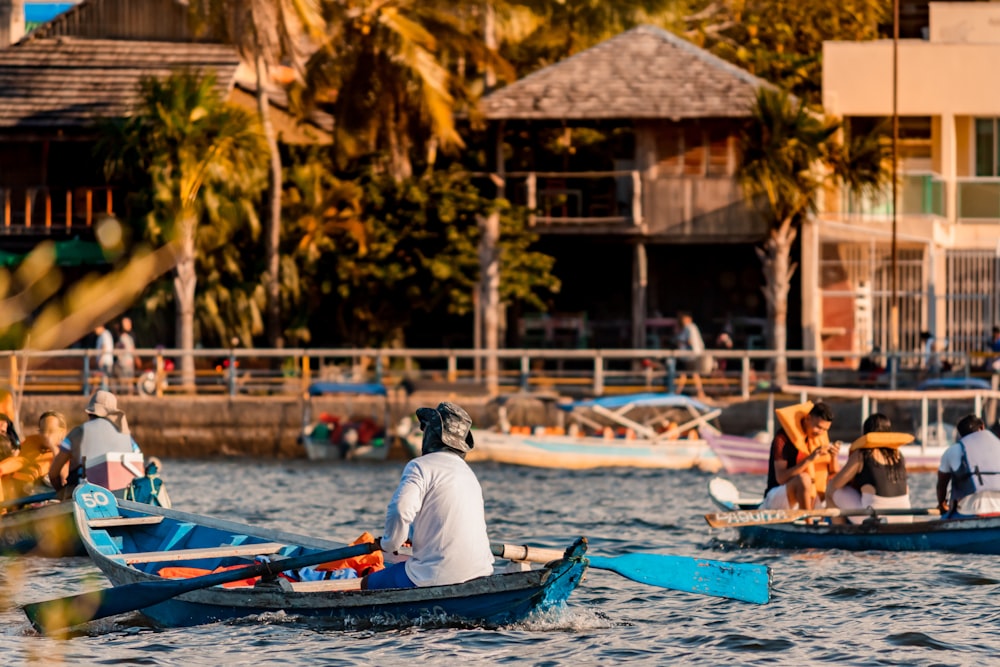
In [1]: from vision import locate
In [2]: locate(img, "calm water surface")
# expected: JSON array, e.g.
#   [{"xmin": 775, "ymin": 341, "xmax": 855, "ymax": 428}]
[{"xmin": 1, "ymin": 462, "xmax": 997, "ymax": 666}]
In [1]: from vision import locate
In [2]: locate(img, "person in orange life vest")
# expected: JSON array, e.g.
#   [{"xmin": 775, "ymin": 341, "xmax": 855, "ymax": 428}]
[
  {"xmin": 0, "ymin": 411, "xmax": 67, "ymax": 503},
  {"xmin": 761, "ymin": 401, "xmax": 840, "ymax": 510}
]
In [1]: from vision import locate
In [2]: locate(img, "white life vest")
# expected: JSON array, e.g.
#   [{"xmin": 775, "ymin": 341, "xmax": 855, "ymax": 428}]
[{"xmin": 952, "ymin": 429, "xmax": 1000, "ymax": 502}]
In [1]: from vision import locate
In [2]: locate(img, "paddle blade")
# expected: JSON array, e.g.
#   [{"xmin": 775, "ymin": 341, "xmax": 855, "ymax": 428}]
[{"xmin": 587, "ymin": 554, "xmax": 771, "ymax": 605}]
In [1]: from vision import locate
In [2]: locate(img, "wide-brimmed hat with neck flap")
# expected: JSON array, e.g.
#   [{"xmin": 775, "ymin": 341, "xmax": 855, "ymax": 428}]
[
  {"xmin": 416, "ymin": 402, "xmax": 474, "ymax": 453},
  {"xmin": 85, "ymin": 390, "xmax": 129, "ymax": 434}
]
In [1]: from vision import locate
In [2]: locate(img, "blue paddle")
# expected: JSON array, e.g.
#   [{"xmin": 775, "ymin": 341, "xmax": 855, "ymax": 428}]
[
  {"xmin": 24, "ymin": 541, "xmax": 379, "ymax": 635},
  {"xmin": 492, "ymin": 543, "xmax": 770, "ymax": 605}
]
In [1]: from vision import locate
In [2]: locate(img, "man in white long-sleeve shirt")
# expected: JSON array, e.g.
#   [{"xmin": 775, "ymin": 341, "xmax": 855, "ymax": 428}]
[{"xmin": 362, "ymin": 402, "xmax": 495, "ymax": 590}]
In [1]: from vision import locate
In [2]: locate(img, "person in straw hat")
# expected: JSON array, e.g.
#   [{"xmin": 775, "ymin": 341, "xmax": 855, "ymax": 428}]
[
  {"xmin": 362, "ymin": 401, "xmax": 494, "ymax": 591},
  {"xmin": 49, "ymin": 390, "xmax": 140, "ymax": 498},
  {"xmin": 826, "ymin": 413, "xmax": 911, "ymax": 524}
]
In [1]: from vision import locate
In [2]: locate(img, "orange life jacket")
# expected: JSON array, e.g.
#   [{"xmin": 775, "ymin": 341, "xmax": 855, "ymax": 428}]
[{"xmin": 775, "ymin": 402, "xmax": 834, "ymax": 494}]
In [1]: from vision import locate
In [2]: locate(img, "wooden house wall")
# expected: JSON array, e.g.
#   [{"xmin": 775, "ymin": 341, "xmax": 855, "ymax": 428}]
[
  {"xmin": 32, "ymin": 0, "xmax": 197, "ymax": 41},
  {"xmin": 638, "ymin": 119, "xmax": 766, "ymax": 242}
]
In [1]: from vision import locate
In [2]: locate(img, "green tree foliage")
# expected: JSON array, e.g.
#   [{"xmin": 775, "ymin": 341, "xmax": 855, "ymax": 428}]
[
  {"xmin": 739, "ymin": 88, "xmax": 888, "ymax": 384},
  {"xmin": 99, "ymin": 71, "xmax": 267, "ymax": 387},
  {"xmin": 498, "ymin": 0, "xmax": 687, "ymax": 75},
  {"xmin": 188, "ymin": 0, "xmax": 325, "ymax": 348},
  {"xmin": 286, "ymin": 164, "xmax": 558, "ymax": 347},
  {"xmin": 302, "ymin": 0, "xmax": 511, "ymax": 181},
  {"xmin": 683, "ymin": 0, "xmax": 888, "ymax": 104}
]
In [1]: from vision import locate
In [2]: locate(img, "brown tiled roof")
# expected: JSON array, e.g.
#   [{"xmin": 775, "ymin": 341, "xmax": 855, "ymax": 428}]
[
  {"xmin": 480, "ymin": 25, "xmax": 769, "ymax": 120},
  {"xmin": 0, "ymin": 37, "xmax": 240, "ymax": 128}
]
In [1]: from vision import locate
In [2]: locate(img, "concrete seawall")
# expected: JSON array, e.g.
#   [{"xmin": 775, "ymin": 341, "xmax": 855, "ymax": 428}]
[{"xmin": 19, "ymin": 392, "xmax": 980, "ymax": 459}]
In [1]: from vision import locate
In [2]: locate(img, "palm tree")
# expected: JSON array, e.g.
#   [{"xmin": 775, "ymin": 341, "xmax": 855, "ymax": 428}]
[
  {"xmin": 738, "ymin": 87, "xmax": 888, "ymax": 386},
  {"xmin": 188, "ymin": 0, "xmax": 324, "ymax": 349},
  {"xmin": 101, "ymin": 71, "xmax": 267, "ymax": 390},
  {"xmin": 304, "ymin": 0, "xmax": 509, "ymax": 181}
]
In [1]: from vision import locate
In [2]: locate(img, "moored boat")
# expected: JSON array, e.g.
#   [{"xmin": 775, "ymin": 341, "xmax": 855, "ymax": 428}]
[
  {"xmin": 299, "ymin": 382, "xmax": 404, "ymax": 462},
  {"xmin": 52, "ymin": 482, "xmax": 589, "ymax": 630},
  {"xmin": 707, "ymin": 477, "xmax": 1000, "ymax": 554},
  {"xmin": 467, "ymin": 393, "xmax": 738, "ymax": 471}
]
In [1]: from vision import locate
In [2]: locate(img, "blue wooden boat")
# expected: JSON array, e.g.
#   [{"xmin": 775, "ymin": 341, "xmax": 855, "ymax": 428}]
[
  {"xmin": 0, "ymin": 498, "xmax": 83, "ymax": 557},
  {"xmin": 708, "ymin": 477, "xmax": 1000, "ymax": 554},
  {"xmin": 67, "ymin": 482, "xmax": 588, "ymax": 629}
]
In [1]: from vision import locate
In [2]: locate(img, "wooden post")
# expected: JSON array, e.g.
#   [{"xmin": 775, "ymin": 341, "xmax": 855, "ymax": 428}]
[
  {"xmin": 24, "ymin": 188, "xmax": 32, "ymax": 227},
  {"xmin": 593, "ymin": 354, "xmax": 604, "ymax": 396},
  {"xmin": 44, "ymin": 189, "xmax": 51, "ymax": 228},
  {"xmin": 301, "ymin": 354, "xmax": 310, "ymax": 398},
  {"xmin": 631, "ymin": 170, "xmax": 642, "ymax": 225},
  {"xmin": 106, "ymin": 188, "xmax": 113, "ymax": 213},
  {"xmin": 740, "ymin": 356, "xmax": 750, "ymax": 400},
  {"xmin": 631, "ymin": 242, "xmax": 647, "ymax": 351},
  {"xmin": 3, "ymin": 189, "xmax": 9, "ymax": 227},
  {"xmin": 526, "ymin": 172, "xmax": 537, "ymax": 226},
  {"xmin": 447, "ymin": 355, "xmax": 457, "ymax": 383},
  {"xmin": 155, "ymin": 353, "xmax": 165, "ymax": 398},
  {"xmin": 480, "ymin": 210, "xmax": 501, "ymax": 396},
  {"xmin": 86, "ymin": 189, "xmax": 93, "ymax": 226},
  {"xmin": 65, "ymin": 190, "xmax": 72, "ymax": 227}
]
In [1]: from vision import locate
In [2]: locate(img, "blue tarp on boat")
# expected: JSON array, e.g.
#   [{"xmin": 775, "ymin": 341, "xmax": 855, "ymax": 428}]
[
  {"xmin": 307, "ymin": 382, "xmax": 387, "ymax": 397},
  {"xmin": 557, "ymin": 392, "xmax": 711, "ymax": 412}
]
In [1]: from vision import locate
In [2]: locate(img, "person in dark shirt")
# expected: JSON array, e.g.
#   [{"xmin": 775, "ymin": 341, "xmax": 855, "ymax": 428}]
[
  {"xmin": 761, "ymin": 402, "xmax": 839, "ymax": 510},
  {"xmin": 826, "ymin": 413, "xmax": 911, "ymax": 523}
]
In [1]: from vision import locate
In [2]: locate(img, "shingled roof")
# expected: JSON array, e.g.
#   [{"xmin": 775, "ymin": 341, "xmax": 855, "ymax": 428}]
[
  {"xmin": 480, "ymin": 25, "xmax": 769, "ymax": 121},
  {"xmin": 0, "ymin": 37, "xmax": 240, "ymax": 129}
]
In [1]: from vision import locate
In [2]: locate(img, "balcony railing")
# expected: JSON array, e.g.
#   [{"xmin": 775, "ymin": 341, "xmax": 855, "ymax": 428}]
[
  {"xmin": 0, "ymin": 186, "xmax": 118, "ymax": 233},
  {"xmin": 957, "ymin": 178, "xmax": 1000, "ymax": 222},
  {"xmin": 839, "ymin": 172, "xmax": 946, "ymax": 219},
  {"xmin": 494, "ymin": 171, "xmax": 643, "ymax": 226}
]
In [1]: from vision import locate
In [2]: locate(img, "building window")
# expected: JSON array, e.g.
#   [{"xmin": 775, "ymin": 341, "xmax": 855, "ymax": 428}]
[{"xmin": 975, "ymin": 118, "xmax": 999, "ymax": 177}]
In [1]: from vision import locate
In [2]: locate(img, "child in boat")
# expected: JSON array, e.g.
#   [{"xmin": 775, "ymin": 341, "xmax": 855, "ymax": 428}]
[
  {"xmin": 0, "ymin": 411, "xmax": 67, "ymax": 504},
  {"xmin": 826, "ymin": 413, "xmax": 911, "ymax": 524}
]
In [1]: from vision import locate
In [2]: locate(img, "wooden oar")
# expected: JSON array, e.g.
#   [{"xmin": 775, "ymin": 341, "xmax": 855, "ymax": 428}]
[
  {"xmin": 0, "ymin": 490, "xmax": 57, "ymax": 511},
  {"xmin": 24, "ymin": 542, "xmax": 378, "ymax": 635},
  {"xmin": 491, "ymin": 543, "xmax": 770, "ymax": 605},
  {"xmin": 705, "ymin": 507, "xmax": 941, "ymax": 528}
]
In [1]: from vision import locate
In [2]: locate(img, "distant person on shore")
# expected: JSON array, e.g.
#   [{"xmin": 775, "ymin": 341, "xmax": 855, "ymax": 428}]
[
  {"xmin": 826, "ymin": 413, "xmax": 911, "ymax": 524},
  {"xmin": 936, "ymin": 414, "xmax": 1000, "ymax": 516},
  {"xmin": 362, "ymin": 401, "xmax": 494, "ymax": 590},
  {"xmin": 674, "ymin": 312, "xmax": 709, "ymax": 401},
  {"xmin": 94, "ymin": 324, "xmax": 115, "ymax": 391},
  {"xmin": 116, "ymin": 317, "xmax": 138, "ymax": 394},
  {"xmin": 0, "ymin": 411, "xmax": 67, "ymax": 503},
  {"xmin": 49, "ymin": 390, "xmax": 140, "ymax": 498},
  {"xmin": 761, "ymin": 401, "xmax": 840, "ymax": 510}
]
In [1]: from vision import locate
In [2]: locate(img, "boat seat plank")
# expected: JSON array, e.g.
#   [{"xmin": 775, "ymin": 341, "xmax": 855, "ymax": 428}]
[
  {"xmin": 88, "ymin": 516, "xmax": 165, "ymax": 528},
  {"xmin": 116, "ymin": 542, "xmax": 285, "ymax": 564},
  {"xmin": 287, "ymin": 579, "xmax": 362, "ymax": 592}
]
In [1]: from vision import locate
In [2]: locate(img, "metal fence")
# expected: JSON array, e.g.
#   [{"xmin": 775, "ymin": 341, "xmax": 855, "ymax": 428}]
[{"xmin": 1, "ymin": 346, "xmax": 997, "ymax": 400}]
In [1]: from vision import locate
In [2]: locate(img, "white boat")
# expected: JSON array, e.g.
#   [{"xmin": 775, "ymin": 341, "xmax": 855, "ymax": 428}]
[{"xmin": 465, "ymin": 392, "xmax": 747, "ymax": 471}]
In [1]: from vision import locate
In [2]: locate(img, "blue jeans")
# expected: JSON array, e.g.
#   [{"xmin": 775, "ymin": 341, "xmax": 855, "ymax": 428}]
[{"xmin": 363, "ymin": 562, "xmax": 416, "ymax": 590}]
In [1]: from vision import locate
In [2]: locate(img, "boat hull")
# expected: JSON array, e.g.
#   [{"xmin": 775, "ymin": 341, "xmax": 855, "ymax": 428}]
[
  {"xmin": 0, "ymin": 502, "xmax": 82, "ymax": 557},
  {"xmin": 75, "ymin": 485, "xmax": 587, "ymax": 629},
  {"xmin": 708, "ymin": 477, "xmax": 1000, "ymax": 553},
  {"xmin": 469, "ymin": 431, "xmax": 721, "ymax": 471},
  {"xmin": 735, "ymin": 517, "xmax": 1000, "ymax": 554},
  {"xmin": 301, "ymin": 437, "xmax": 391, "ymax": 462}
]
